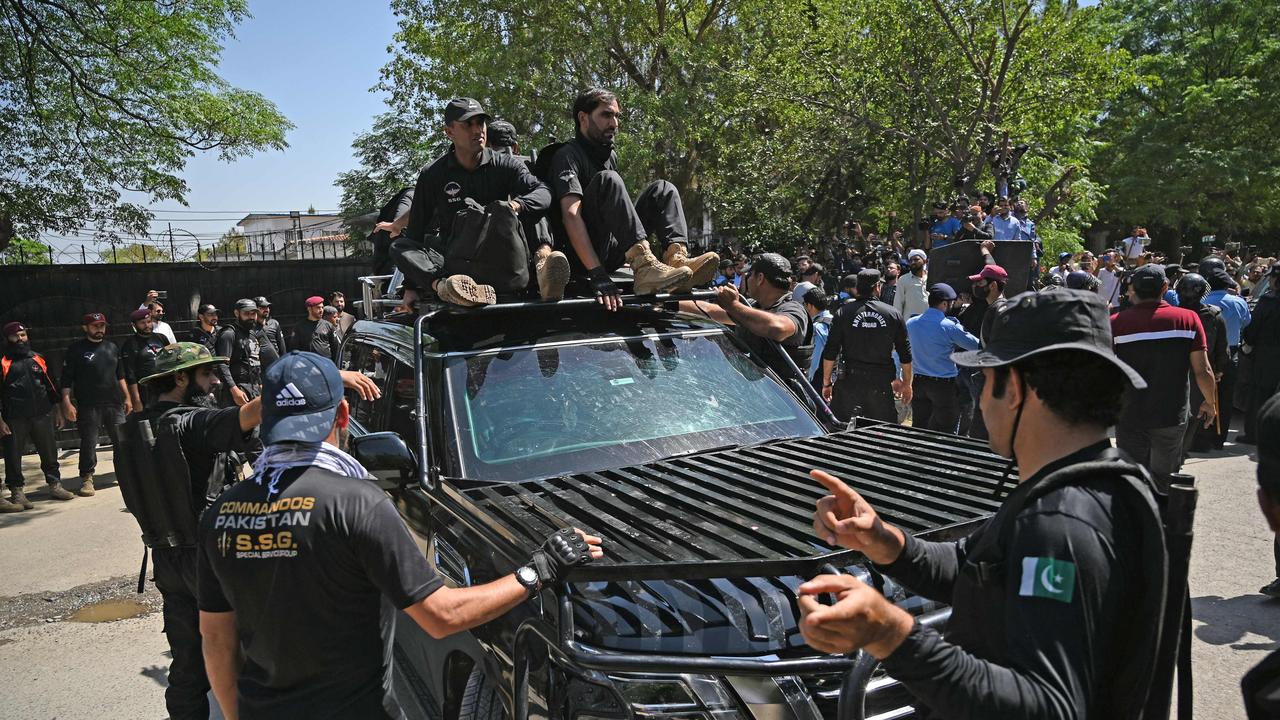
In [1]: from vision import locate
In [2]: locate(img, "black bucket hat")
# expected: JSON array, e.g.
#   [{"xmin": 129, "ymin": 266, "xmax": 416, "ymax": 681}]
[{"xmin": 951, "ymin": 289, "xmax": 1147, "ymax": 389}]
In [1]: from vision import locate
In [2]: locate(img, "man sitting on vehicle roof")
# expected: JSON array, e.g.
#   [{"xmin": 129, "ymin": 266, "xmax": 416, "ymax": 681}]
[
  {"xmin": 548, "ymin": 88, "xmax": 718, "ymax": 310},
  {"xmin": 377, "ymin": 98, "xmax": 570, "ymax": 307}
]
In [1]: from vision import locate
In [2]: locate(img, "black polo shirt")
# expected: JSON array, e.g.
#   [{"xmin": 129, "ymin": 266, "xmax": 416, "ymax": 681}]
[
  {"xmin": 60, "ymin": 338, "xmax": 124, "ymax": 406},
  {"xmin": 404, "ymin": 147, "xmax": 550, "ymax": 245},
  {"xmin": 547, "ymin": 136, "xmax": 617, "ymax": 241}
]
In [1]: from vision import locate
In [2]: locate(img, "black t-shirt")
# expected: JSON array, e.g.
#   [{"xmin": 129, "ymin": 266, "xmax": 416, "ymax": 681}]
[
  {"xmin": 733, "ymin": 292, "xmax": 809, "ymax": 379},
  {"xmin": 547, "ymin": 136, "xmax": 616, "ymax": 242},
  {"xmin": 291, "ymin": 319, "xmax": 338, "ymax": 362},
  {"xmin": 120, "ymin": 332, "xmax": 169, "ymax": 385},
  {"xmin": 823, "ymin": 298, "xmax": 912, "ymax": 375},
  {"xmin": 148, "ymin": 400, "xmax": 253, "ymax": 512},
  {"xmin": 404, "ymin": 148, "xmax": 550, "ymax": 245},
  {"xmin": 187, "ymin": 326, "xmax": 218, "ymax": 354},
  {"xmin": 197, "ymin": 465, "xmax": 443, "ymax": 720},
  {"xmin": 60, "ymin": 338, "xmax": 124, "ymax": 406}
]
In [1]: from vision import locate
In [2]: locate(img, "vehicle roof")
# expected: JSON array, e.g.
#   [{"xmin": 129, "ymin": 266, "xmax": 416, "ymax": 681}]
[{"xmin": 350, "ymin": 303, "xmax": 727, "ymax": 356}]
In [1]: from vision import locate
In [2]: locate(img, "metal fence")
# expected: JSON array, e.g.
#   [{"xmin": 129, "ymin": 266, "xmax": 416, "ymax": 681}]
[{"xmin": 2, "ymin": 237, "xmax": 373, "ymax": 266}]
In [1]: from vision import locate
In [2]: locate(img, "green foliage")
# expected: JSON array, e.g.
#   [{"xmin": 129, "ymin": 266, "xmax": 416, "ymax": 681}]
[
  {"xmin": 1093, "ymin": 0, "xmax": 1280, "ymax": 248},
  {"xmin": 196, "ymin": 231, "xmax": 247, "ymax": 261},
  {"xmin": 99, "ymin": 243, "xmax": 173, "ymax": 264},
  {"xmin": 0, "ymin": 0, "xmax": 292, "ymax": 249},
  {"xmin": 345, "ymin": 0, "xmax": 1132, "ymax": 251},
  {"xmin": 0, "ymin": 237, "xmax": 51, "ymax": 265}
]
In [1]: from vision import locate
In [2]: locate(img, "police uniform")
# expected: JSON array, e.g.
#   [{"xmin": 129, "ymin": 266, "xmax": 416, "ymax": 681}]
[
  {"xmin": 823, "ymin": 272, "xmax": 911, "ymax": 423},
  {"xmin": 215, "ymin": 299, "xmax": 263, "ymax": 406},
  {"xmin": 393, "ymin": 99, "xmax": 551, "ymax": 294},
  {"xmin": 877, "ymin": 291, "xmax": 1169, "ymax": 717},
  {"xmin": 114, "ymin": 343, "xmax": 254, "ymax": 720}
]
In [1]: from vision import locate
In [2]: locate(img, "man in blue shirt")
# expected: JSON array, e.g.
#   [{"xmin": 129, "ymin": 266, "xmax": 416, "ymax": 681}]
[
  {"xmin": 989, "ymin": 197, "xmax": 1024, "ymax": 240},
  {"xmin": 802, "ymin": 288, "xmax": 833, "ymax": 387},
  {"xmin": 928, "ymin": 202, "xmax": 961, "ymax": 250},
  {"xmin": 1200, "ymin": 256, "xmax": 1252, "ymax": 448},
  {"xmin": 905, "ymin": 283, "xmax": 981, "ymax": 432}
]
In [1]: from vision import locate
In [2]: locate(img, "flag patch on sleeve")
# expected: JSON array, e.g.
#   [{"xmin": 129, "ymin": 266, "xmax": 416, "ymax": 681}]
[{"xmin": 1019, "ymin": 556, "xmax": 1076, "ymax": 603}]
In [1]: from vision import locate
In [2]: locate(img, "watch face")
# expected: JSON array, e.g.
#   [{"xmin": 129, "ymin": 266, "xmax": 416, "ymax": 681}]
[{"xmin": 517, "ymin": 566, "xmax": 539, "ymax": 585}]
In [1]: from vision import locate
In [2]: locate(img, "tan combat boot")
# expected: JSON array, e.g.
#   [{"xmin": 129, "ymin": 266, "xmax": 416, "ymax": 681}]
[
  {"xmin": 535, "ymin": 249, "xmax": 570, "ymax": 301},
  {"xmin": 10, "ymin": 487, "xmax": 34, "ymax": 509},
  {"xmin": 624, "ymin": 240, "xmax": 692, "ymax": 295},
  {"xmin": 434, "ymin": 275, "xmax": 497, "ymax": 307},
  {"xmin": 76, "ymin": 473, "xmax": 96, "ymax": 497},
  {"xmin": 50, "ymin": 481, "xmax": 76, "ymax": 501},
  {"xmin": 0, "ymin": 494, "xmax": 23, "ymax": 513},
  {"xmin": 662, "ymin": 244, "xmax": 720, "ymax": 292}
]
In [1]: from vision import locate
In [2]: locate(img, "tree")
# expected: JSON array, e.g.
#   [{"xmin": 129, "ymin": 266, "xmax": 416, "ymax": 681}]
[
  {"xmin": 99, "ymin": 243, "xmax": 173, "ymax": 264},
  {"xmin": 1092, "ymin": 0, "xmax": 1280, "ymax": 249},
  {"xmin": 0, "ymin": 237, "xmax": 50, "ymax": 265},
  {"xmin": 196, "ymin": 231, "xmax": 248, "ymax": 261},
  {"xmin": 0, "ymin": 0, "xmax": 292, "ymax": 250},
  {"xmin": 351, "ymin": 0, "xmax": 1128, "ymax": 250}
]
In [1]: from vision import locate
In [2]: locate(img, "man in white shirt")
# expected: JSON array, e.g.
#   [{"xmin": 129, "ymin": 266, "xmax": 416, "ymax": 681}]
[
  {"xmin": 1121, "ymin": 226, "xmax": 1150, "ymax": 261},
  {"xmin": 893, "ymin": 249, "xmax": 930, "ymax": 319},
  {"xmin": 148, "ymin": 302, "xmax": 177, "ymax": 344},
  {"xmin": 1097, "ymin": 251, "xmax": 1123, "ymax": 307}
]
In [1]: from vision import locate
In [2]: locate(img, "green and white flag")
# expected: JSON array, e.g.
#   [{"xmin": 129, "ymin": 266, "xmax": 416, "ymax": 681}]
[{"xmin": 1019, "ymin": 556, "xmax": 1076, "ymax": 603}]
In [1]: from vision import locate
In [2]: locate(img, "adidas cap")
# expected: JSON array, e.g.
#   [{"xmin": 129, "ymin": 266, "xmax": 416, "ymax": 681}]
[{"xmin": 261, "ymin": 351, "xmax": 344, "ymax": 445}]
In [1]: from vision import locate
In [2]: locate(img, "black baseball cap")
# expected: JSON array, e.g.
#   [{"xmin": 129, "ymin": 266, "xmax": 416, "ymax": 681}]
[
  {"xmin": 751, "ymin": 253, "xmax": 792, "ymax": 283},
  {"xmin": 1130, "ymin": 264, "xmax": 1167, "ymax": 295},
  {"xmin": 197, "ymin": 303, "xmax": 219, "ymax": 315},
  {"xmin": 443, "ymin": 97, "xmax": 490, "ymax": 124},
  {"xmin": 488, "ymin": 120, "xmax": 517, "ymax": 147},
  {"xmin": 952, "ymin": 289, "xmax": 1146, "ymax": 388},
  {"xmin": 234, "ymin": 298, "xmax": 258, "ymax": 312},
  {"xmin": 253, "ymin": 296, "xmax": 272, "ymax": 308},
  {"xmin": 261, "ymin": 351, "xmax": 344, "ymax": 445},
  {"xmin": 856, "ymin": 268, "xmax": 882, "ymax": 293}
]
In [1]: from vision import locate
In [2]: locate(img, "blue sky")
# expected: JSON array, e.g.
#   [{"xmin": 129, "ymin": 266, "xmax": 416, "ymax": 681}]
[{"xmin": 60, "ymin": 0, "xmax": 399, "ymax": 249}]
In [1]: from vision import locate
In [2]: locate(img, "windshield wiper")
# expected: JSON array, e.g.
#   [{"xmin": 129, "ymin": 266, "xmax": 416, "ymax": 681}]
[{"xmin": 664, "ymin": 443, "xmax": 742, "ymax": 460}]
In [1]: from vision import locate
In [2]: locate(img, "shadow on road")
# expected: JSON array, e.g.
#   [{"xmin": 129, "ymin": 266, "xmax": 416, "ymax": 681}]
[
  {"xmin": 1194, "ymin": 594, "xmax": 1280, "ymax": 652},
  {"xmin": 140, "ymin": 664, "xmax": 169, "ymax": 688}
]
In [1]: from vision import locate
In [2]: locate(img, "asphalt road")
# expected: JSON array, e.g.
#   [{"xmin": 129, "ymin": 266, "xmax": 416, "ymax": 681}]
[{"xmin": 0, "ymin": 437, "xmax": 1273, "ymax": 720}]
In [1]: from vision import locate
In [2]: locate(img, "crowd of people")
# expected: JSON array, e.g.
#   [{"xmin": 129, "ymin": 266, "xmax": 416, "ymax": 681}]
[
  {"xmin": 0, "ymin": 290, "xmax": 358, "ymax": 512},
  {"xmin": 2, "ymin": 85, "xmax": 1280, "ymax": 719}
]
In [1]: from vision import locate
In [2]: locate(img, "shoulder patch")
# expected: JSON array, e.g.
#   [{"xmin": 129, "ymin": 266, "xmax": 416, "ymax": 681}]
[{"xmin": 1018, "ymin": 556, "xmax": 1076, "ymax": 603}]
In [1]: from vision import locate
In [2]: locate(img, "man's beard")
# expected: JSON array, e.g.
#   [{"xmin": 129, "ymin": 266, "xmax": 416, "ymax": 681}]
[
  {"xmin": 184, "ymin": 384, "xmax": 217, "ymax": 408},
  {"xmin": 911, "ymin": 265, "xmax": 925, "ymax": 276}
]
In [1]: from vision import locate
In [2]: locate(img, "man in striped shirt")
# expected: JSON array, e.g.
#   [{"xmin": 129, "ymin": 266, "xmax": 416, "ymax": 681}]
[{"xmin": 1110, "ymin": 265, "xmax": 1218, "ymax": 487}]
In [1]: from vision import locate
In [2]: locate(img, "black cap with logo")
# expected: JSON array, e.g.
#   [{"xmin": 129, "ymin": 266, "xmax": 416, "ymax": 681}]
[
  {"xmin": 443, "ymin": 97, "xmax": 490, "ymax": 125},
  {"xmin": 750, "ymin": 253, "xmax": 792, "ymax": 284},
  {"xmin": 855, "ymin": 268, "xmax": 882, "ymax": 294},
  {"xmin": 1129, "ymin": 264, "xmax": 1167, "ymax": 296},
  {"xmin": 952, "ymin": 289, "xmax": 1147, "ymax": 388}
]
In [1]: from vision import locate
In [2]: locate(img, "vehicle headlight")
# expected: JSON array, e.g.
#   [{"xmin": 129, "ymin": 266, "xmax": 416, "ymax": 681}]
[{"xmin": 590, "ymin": 673, "xmax": 741, "ymax": 720}]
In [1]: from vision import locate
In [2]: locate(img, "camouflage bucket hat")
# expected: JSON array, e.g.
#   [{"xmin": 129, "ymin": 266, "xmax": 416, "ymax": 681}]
[{"xmin": 140, "ymin": 342, "xmax": 229, "ymax": 384}]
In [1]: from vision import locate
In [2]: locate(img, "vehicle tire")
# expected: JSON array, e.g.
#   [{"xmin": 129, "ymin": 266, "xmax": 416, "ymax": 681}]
[{"xmin": 459, "ymin": 666, "xmax": 506, "ymax": 720}]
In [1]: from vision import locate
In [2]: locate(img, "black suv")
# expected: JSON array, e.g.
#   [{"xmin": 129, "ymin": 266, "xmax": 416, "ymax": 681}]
[{"xmin": 340, "ymin": 295, "xmax": 1007, "ymax": 720}]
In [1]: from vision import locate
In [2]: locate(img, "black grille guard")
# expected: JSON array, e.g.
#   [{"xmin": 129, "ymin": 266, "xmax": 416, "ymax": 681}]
[{"xmin": 443, "ymin": 421, "xmax": 1009, "ymax": 583}]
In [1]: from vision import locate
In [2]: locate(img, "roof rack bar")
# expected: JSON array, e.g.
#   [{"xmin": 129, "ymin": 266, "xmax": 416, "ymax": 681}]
[{"xmin": 418, "ymin": 290, "xmax": 720, "ymax": 318}]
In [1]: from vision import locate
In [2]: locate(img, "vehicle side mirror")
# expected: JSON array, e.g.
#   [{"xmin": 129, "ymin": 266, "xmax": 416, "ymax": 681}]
[{"xmin": 350, "ymin": 431, "xmax": 417, "ymax": 491}]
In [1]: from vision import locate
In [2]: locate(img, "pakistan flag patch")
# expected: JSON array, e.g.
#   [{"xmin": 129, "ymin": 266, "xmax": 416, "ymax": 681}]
[{"xmin": 1018, "ymin": 557, "xmax": 1076, "ymax": 603}]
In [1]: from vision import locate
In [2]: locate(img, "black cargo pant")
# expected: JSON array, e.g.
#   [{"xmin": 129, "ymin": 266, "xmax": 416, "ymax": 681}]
[
  {"xmin": 572, "ymin": 171, "xmax": 688, "ymax": 275},
  {"xmin": 390, "ymin": 202, "xmax": 536, "ymax": 294},
  {"xmin": 151, "ymin": 546, "xmax": 210, "ymax": 720},
  {"xmin": 76, "ymin": 403, "xmax": 123, "ymax": 475},
  {"xmin": 2, "ymin": 411, "xmax": 61, "ymax": 490},
  {"xmin": 966, "ymin": 368, "xmax": 990, "ymax": 440},
  {"xmin": 831, "ymin": 368, "xmax": 897, "ymax": 423},
  {"xmin": 912, "ymin": 375, "xmax": 960, "ymax": 433}
]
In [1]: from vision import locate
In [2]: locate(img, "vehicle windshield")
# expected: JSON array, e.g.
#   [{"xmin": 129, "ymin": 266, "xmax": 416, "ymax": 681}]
[{"xmin": 443, "ymin": 332, "xmax": 823, "ymax": 482}]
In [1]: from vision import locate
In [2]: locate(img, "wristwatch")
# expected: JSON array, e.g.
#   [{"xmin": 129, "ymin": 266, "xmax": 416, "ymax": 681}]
[{"xmin": 515, "ymin": 565, "xmax": 542, "ymax": 596}]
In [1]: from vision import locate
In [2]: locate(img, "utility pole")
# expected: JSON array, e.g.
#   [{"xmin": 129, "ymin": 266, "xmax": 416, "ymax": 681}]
[{"xmin": 168, "ymin": 223, "xmax": 176, "ymax": 260}]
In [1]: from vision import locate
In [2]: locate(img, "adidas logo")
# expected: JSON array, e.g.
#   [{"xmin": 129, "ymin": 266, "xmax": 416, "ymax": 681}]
[{"xmin": 274, "ymin": 383, "xmax": 308, "ymax": 407}]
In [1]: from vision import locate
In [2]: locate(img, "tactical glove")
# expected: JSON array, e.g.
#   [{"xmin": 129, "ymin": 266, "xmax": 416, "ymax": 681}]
[
  {"xmin": 587, "ymin": 266, "xmax": 620, "ymax": 299},
  {"xmin": 530, "ymin": 528, "xmax": 595, "ymax": 585}
]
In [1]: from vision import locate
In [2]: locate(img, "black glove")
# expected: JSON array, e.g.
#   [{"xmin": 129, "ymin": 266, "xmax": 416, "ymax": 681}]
[
  {"xmin": 530, "ymin": 528, "xmax": 594, "ymax": 584},
  {"xmin": 587, "ymin": 266, "xmax": 620, "ymax": 298}
]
